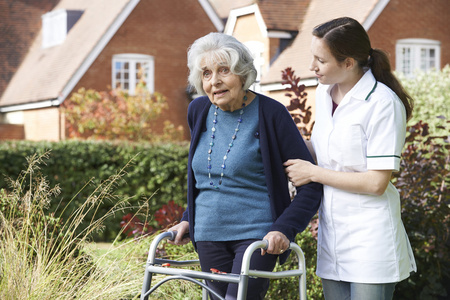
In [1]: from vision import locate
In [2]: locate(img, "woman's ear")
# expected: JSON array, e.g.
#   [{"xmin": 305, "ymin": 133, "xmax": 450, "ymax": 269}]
[{"xmin": 345, "ymin": 57, "xmax": 355, "ymax": 69}]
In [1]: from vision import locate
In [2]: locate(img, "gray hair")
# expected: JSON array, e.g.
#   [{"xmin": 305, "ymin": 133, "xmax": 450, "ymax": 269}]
[{"xmin": 187, "ymin": 32, "xmax": 257, "ymax": 95}]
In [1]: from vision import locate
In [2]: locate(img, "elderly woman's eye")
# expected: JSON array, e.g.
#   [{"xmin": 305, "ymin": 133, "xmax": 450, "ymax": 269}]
[
  {"xmin": 203, "ymin": 70, "xmax": 212, "ymax": 79},
  {"xmin": 220, "ymin": 67, "xmax": 230, "ymax": 74}
]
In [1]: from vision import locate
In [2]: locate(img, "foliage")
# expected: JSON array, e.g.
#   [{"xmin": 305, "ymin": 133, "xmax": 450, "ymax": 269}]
[
  {"xmin": 282, "ymin": 67, "xmax": 314, "ymax": 139},
  {"xmin": 62, "ymin": 85, "xmax": 184, "ymax": 142},
  {"xmin": 393, "ymin": 120, "xmax": 450, "ymax": 300},
  {"xmin": 120, "ymin": 212, "xmax": 154, "ymax": 239},
  {"xmin": 398, "ymin": 65, "xmax": 450, "ymax": 136},
  {"xmin": 0, "ymin": 140, "xmax": 189, "ymax": 240},
  {"xmin": 120, "ymin": 200, "xmax": 185, "ymax": 239},
  {"xmin": 154, "ymin": 200, "xmax": 186, "ymax": 230},
  {"xmin": 0, "ymin": 152, "xmax": 147, "ymax": 299},
  {"xmin": 266, "ymin": 223, "xmax": 323, "ymax": 299}
]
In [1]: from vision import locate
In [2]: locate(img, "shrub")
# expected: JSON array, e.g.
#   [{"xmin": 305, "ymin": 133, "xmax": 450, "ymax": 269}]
[
  {"xmin": 266, "ymin": 222, "xmax": 323, "ymax": 299},
  {"xmin": 62, "ymin": 85, "xmax": 184, "ymax": 142},
  {"xmin": 0, "ymin": 152, "xmax": 147, "ymax": 299},
  {"xmin": 0, "ymin": 140, "xmax": 189, "ymax": 240},
  {"xmin": 282, "ymin": 67, "xmax": 314, "ymax": 139},
  {"xmin": 120, "ymin": 200, "xmax": 185, "ymax": 239},
  {"xmin": 393, "ymin": 120, "xmax": 450, "ymax": 300},
  {"xmin": 398, "ymin": 65, "xmax": 450, "ymax": 136}
]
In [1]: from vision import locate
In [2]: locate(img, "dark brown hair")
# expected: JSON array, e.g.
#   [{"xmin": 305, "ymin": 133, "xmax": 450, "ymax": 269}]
[{"xmin": 312, "ymin": 17, "xmax": 413, "ymax": 120}]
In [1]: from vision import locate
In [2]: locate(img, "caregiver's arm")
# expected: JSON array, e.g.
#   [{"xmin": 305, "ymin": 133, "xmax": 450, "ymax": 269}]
[{"xmin": 284, "ymin": 159, "xmax": 392, "ymax": 196}]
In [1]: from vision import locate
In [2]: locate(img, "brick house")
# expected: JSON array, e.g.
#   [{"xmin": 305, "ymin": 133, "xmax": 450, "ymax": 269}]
[
  {"xmin": 226, "ymin": 0, "xmax": 449, "ymax": 113},
  {"xmin": 1, "ymin": 0, "xmax": 448, "ymax": 141},
  {"xmin": 0, "ymin": 0, "xmax": 223, "ymax": 141}
]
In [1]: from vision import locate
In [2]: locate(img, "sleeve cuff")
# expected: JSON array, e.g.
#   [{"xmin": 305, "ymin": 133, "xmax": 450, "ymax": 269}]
[{"xmin": 367, "ymin": 155, "xmax": 401, "ymax": 171}]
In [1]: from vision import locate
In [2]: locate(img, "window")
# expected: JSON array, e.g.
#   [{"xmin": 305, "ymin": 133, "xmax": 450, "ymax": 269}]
[
  {"xmin": 112, "ymin": 54, "xmax": 154, "ymax": 95},
  {"xmin": 396, "ymin": 39, "xmax": 441, "ymax": 76},
  {"xmin": 42, "ymin": 9, "xmax": 83, "ymax": 48},
  {"xmin": 244, "ymin": 41, "xmax": 264, "ymax": 92}
]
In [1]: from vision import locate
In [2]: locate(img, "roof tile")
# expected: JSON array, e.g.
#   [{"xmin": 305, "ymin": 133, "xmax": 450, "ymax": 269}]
[
  {"xmin": 0, "ymin": 0, "xmax": 131, "ymax": 107},
  {"xmin": 261, "ymin": 0, "xmax": 379, "ymax": 84}
]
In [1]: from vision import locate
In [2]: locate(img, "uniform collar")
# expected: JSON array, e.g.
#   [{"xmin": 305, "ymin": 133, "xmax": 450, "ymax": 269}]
[
  {"xmin": 325, "ymin": 69, "xmax": 378, "ymax": 104},
  {"xmin": 346, "ymin": 69, "xmax": 378, "ymax": 101}
]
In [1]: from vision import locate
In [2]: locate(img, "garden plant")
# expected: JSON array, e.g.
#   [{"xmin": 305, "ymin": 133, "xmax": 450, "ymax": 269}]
[{"xmin": 0, "ymin": 66, "xmax": 448, "ymax": 299}]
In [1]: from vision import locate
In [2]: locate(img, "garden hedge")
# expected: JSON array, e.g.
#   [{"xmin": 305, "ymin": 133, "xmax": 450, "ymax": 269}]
[
  {"xmin": 1, "ymin": 119, "xmax": 448, "ymax": 299},
  {"xmin": 0, "ymin": 140, "xmax": 189, "ymax": 240}
]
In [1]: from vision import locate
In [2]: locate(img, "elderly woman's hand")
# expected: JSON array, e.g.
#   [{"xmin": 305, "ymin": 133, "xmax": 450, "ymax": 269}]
[
  {"xmin": 261, "ymin": 231, "xmax": 290, "ymax": 256},
  {"xmin": 166, "ymin": 221, "xmax": 190, "ymax": 245},
  {"xmin": 284, "ymin": 159, "xmax": 316, "ymax": 187}
]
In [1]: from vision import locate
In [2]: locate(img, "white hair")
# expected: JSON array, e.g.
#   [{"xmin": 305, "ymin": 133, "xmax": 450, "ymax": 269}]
[{"xmin": 187, "ymin": 32, "xmax": 257, "ymax": 95}]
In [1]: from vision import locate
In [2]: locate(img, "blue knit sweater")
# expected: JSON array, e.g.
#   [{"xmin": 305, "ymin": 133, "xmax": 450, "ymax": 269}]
[
  {"xmin": 181, "ymin": 92, "xmax": 322, "ymax": 264},
  {"xmin": 192, "ymin": 97, "xmax": 273, "ymax": 241}
]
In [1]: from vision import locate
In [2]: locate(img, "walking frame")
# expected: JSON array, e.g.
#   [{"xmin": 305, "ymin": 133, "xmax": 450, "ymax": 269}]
[{"xmin": 140, "ymin": 231, "xmax": 307, "ymax": 300}]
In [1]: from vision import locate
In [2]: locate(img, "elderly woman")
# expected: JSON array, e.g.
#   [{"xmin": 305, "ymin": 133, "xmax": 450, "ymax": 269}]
[{"xmin": 169, "ymin": 32, "xmax": 322, "ymax": 300}]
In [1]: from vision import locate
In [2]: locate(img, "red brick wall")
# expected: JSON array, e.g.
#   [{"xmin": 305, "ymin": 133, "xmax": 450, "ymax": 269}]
[
  {"xmin": 72, "ymin": 0, "xmax": 218, "ymax": 140},
  {"xmin": 0, "ymin": 124, "xmax": 25, "ymax": 140},
  {"xmin": 368, "ymin": 0, "xmax": 450, "ymax": 69}
]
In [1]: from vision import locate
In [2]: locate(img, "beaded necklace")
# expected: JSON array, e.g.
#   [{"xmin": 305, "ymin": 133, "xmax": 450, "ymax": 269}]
[{"xmin": 207, "ymin": 93, "xmax": 248, "ymax": 189}]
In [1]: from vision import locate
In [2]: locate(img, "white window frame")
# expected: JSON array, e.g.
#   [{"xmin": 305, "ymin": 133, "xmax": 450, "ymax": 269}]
[
  {"xmin": 42, "ymin": 10, "xmax": 68, "ymax": 48},
  {"xmin": 396, "ymin": 39, "xmax": 441, "ymax": 76},
  {"xmin": 244, "ymin": 41, "xmax": 264, "ymax": 93},
  {"xmin": 112, "ymin": 54, "xmax": 155, "ymax": 95},
  {"xmin": 42, "ymin": 9, "xmax": 83, "ymax": 49}
]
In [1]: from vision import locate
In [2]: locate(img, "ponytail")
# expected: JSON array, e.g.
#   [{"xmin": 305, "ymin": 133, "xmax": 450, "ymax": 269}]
[{"xmin": 369, "ymin": 49, "xmax": 414, "ymax": 120}]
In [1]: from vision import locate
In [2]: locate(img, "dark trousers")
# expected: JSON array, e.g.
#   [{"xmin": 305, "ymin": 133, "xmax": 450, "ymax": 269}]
[{"xmin": 196, "ymin": 240, "xmax": 278, "ymax": 300}]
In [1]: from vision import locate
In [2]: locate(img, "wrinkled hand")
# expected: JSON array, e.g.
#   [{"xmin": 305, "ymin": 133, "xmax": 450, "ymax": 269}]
[
  {"xmin": 284, "ymin": 159, "xmax": 315, "ymax": 187},
  {"xmin": 166, "ymin": 221, "xmax": 190, "ymax": 245},
  {"xmin": 261, "ymin": 231, "xmax": 290, "ymax": 256}
]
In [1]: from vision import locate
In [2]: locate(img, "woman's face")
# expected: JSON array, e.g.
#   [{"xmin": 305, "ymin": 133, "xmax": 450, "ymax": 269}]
[
  {"xmin": 201, "ymin": 58, "xmax": 246, "ymax": 112},
  {"xmin": 309, "ymin": 36, "xmax": 347, "ymax": 85}
]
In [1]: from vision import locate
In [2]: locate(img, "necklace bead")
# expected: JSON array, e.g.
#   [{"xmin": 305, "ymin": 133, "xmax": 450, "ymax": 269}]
[{"xmin": 207, "ymin": 93, "xmax": 248, "ymax": 189}]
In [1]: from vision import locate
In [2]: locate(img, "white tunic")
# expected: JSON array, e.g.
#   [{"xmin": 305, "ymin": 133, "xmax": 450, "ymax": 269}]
[{"xmin": 312, "ymin": 70, "xmax": 417, "ymax": 283}]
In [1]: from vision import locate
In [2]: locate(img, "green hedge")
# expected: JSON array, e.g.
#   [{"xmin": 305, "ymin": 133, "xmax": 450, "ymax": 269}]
[{"xmin": 0, "ymin": 140, "xmax": 189, "ymax": 241}]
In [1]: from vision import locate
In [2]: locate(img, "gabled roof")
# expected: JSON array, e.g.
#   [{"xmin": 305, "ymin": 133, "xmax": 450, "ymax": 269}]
[
  {"xmin": 261, "ymin": 0, "xmax": 388, "ymax": 85},
  {"xmin": 224, "ymin": 0, "xmax": 310, "ymax": 36},
  {"xmin": 0, "ymin": 0, "xmax": 137, "ymax": 111},
  {"xmin": 0, "ymin": 0, "xmax": 60, "ymax": 97},
  {"xmin": 0, "ymin": 0, "xmax": 223, "ymax": 112},
  {"xmin": 258, "ymin": 0, "xmax": 310, "ymax": 32},
  {"xmin": 208, "ymin": 0, "xmax": 255, "ymax": 19}
]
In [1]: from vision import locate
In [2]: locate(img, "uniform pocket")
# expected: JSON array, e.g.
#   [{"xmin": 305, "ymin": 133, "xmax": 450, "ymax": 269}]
[{"xmin": 329, "ymin": 124, "xmax": 366, "ymax": 167}]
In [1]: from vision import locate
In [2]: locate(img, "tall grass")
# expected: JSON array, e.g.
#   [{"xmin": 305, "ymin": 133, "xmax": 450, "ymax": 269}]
[
  {"xmin": 0, "ymin": 151, "xmax": 209, "ymax": 299},
  {"xmin": 0, "ymin": 151, "xmax": 148, "ymax": 299}
]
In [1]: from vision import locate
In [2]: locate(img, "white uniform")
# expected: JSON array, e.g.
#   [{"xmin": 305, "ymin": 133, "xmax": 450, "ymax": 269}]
[{"xmin": 312, "ymin": 69, "xmax": 417, "ymax": 283}]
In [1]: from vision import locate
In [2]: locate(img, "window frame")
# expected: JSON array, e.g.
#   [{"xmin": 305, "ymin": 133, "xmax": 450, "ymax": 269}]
[
  {"xmin": 42, "ymin": 9, "xmax": 83, "ymax": 49},
  {"xmin": 395, "ymin": 38, "xmax": 441, "ymax": 76},
  {"xmin": 244, "ymin": 41, "xmax": 264, "ymax": 93},
  {"xmin": 112, "ymin": 54, "xmax": 155, "ymax": 95}
]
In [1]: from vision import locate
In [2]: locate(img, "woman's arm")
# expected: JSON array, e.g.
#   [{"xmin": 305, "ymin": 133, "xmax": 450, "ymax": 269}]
[
  {"xmin": 284, "ymin": 159, "xmax": 392, "ymax": 196},
  {"xmin": 260, "ymin": 97, "xmax": 322, "ymax": 245}
]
